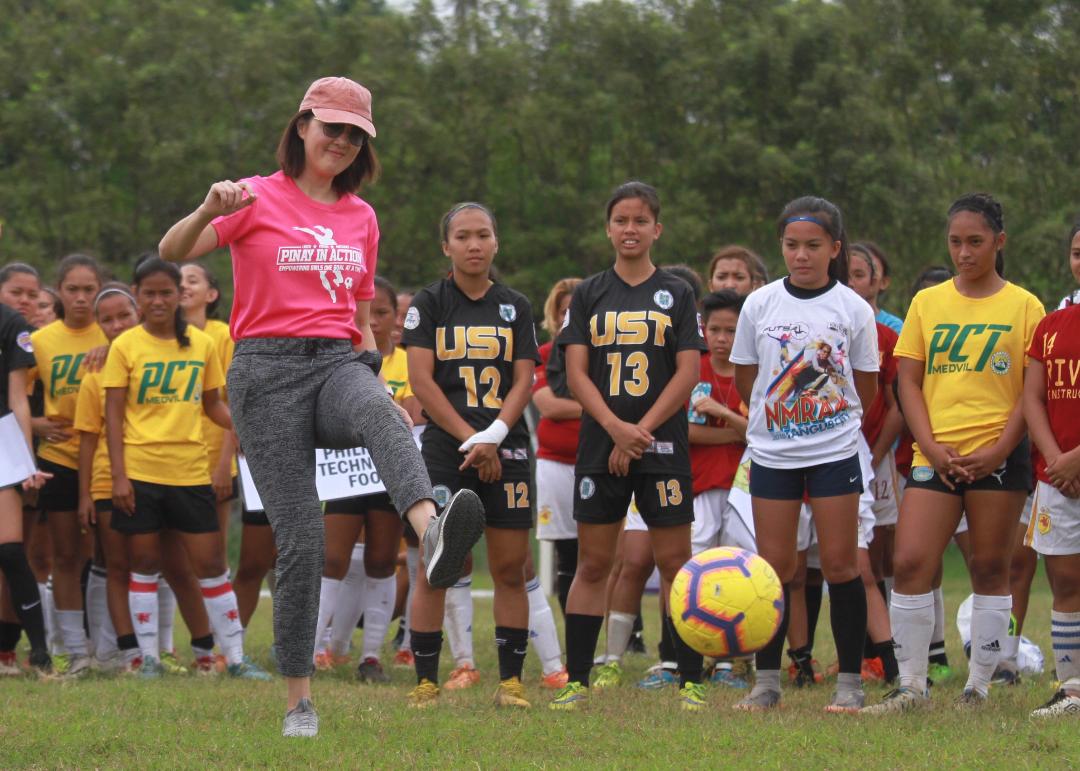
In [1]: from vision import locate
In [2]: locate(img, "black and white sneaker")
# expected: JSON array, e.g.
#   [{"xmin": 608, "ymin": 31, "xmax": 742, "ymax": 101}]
[
  {"xmin": 423, "ymin": 489, "xmax": 485, "ymax": 588},
  {"xmin": 1031, "ymin": 689, "xmax": 1080, "ymax": 718}
]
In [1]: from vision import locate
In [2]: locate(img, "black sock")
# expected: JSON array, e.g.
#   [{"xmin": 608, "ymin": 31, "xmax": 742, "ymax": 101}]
[
  {"xmin": 495, "ymin": 626, "xmax": 529, "ymax": 681},
  {"xmin": 554, "ymin": 539, "xmax": 577, "ymax": 616},
  {"xmin": 788, "ymin": 644, "xmax": 815, "ymax": 681},
  {"xmin": 658, "ymin": 610, "xmax": 677, "ymax": 664},
  {"xmin": 80, "ymin": 558, "xmax": 92, "ymax": 637},
  {"xmin": 756, "ymin": 583, "xmax": 791, "ymax": 671},
  {"xmin": 805, "ymin": 580, "xmax": 823, "ymax": 651},
  {"xmin": 0, "ymin": 620, "xmax": 21, "ymax": 651},
  {"xmin": 864, "ymin": 632, "xmax": 876, "ymax": 659},
  {"xmin": 666, "ymin": 614, "xmax": 703, "ymax": 686},
  {"xmin": 410, "ymin": 629, "xmax": 443, "ymax": 685},
  {"xmin": 633, "ymin": 612, "xmax": 643, "ymax": 634},
  {"xmin": 0, "ymin": 542, "xmax": 48, "ymax": 653},
  {"xmin": 928, "ymin": 640, "xmax": 949, "ymax": 667},
  {"xmin": 117, "ymin": 633, "xmax": 139, "ymax": 651},
  {"xmin": 565, "ymin": 613, "xmax": 603, "ymax": 687},
  {"xmin": 190, "ymin": 634, "xmax": 215, "ymax": 652},
  {"xmin": 829, "ymin": 576, "xmax": 867, "ymax": 675},
  {"xmin": 874, "ymin": 639, "xmax": 899, "ymax": 683}
]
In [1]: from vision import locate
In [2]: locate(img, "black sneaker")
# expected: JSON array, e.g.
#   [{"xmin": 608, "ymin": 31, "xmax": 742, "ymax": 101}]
[
  {"xmin": 356, "ymin": 657, "xmax": 391, "ymax": 684},
  {"xmin": 422, "ymin": 489, "xmax": 485, "ymax": 588},
  {"xmin": 627, "ymin": 631, "xmax": 647, "ymax": 655}
]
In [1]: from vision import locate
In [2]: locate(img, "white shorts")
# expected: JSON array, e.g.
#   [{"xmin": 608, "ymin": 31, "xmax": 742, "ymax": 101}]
[
  {"xmin": 857, "ymin": 439, "xmax": 876, "ymax": 549},
  {"xmin": 869, "ymin": 451, "xmax": 900, "ymax": 527},
  {"xmin": 1025, "ymin": 481, "xmax": 1080, "ymax": 556},
  {"xmin": 625, "ymin": 496, "xmax": 647, "ymax": 532},
  {"xmin": 536, "ymin": 459, "xmax": 577, "ymax": 541},
  {"xmin": 691, "ymin": 488, "xmax": 756, "ymax": 554}
]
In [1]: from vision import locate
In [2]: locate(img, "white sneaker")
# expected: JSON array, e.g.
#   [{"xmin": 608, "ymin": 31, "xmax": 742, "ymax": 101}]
[
  {"xmin": 1031, "ymin": 690, "xmax": 1080, "ymax": 718},
  {"xmin": 861, "ymin": 686, "xmax": 930, "ymax": 714},
  {"xmin": 283, "ymin": 698, "xmax": 318, "ymax": 738},
  {"xmin": 65, "ymin": 654, "xmax": 93, "ymax": 678}
]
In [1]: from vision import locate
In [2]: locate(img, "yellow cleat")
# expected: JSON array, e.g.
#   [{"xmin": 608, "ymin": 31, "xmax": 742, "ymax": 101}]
[
  {"xmin": 408, "ymin": 678, "xmax": 440, "ymax": 709},
  {"xmin": 494, "ymin": 677, "xmax": 531, "ymax": 708}
]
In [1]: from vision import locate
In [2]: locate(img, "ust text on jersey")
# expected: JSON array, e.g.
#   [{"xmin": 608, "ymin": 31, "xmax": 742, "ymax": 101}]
[
  {"xmin": 589, "ymin": 311, "xmax": 672, "ymax": 398},
  {"xmin": 436, "ymin": 325, "xmax": 514, "ymax": 409}
]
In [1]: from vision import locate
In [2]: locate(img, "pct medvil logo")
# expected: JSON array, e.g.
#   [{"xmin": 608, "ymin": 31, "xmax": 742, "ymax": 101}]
[{"xmin": 989, "ymin": 351, "xmax": 1011, "ymax": 375}]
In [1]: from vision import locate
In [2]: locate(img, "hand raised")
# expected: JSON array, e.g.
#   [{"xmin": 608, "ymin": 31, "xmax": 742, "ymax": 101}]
[{"xmin": 199, "ymin": 181, "xmax": 256, "ymax": 219}]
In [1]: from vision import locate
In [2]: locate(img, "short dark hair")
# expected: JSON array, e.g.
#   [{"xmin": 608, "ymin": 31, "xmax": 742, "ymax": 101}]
[
  {"xmin": 777, "ymin": 196, "xmax": 849, "ymax": 284},
  {"xmin": 605, "ymin": 181, "xmax": 660, "ymax": 222},
  {"xmin": 701, "ymin": 289, "xmax": 745, "ymax": 323},
  {"xmin": 276, "ymin": 111, "xmax": 381, "ymax": 197},
  {"xmin": 947, "ymin": 193, "xmax": 1005, "ymax": 277}
]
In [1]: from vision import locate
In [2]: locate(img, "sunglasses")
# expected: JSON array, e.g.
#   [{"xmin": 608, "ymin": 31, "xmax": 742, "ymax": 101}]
[{"xmin": 319, "ymin": 121, "xmax": 367, "ymax": 148}]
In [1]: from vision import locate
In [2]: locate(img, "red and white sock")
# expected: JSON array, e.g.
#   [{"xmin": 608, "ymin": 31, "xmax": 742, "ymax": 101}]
[
  {"xmin": 129, "ymin": 573, "xmax": 160, "ymax": 661},
  {"xmin": 198, "ymin": 574, "xmax": 244, "ymax": 666}
]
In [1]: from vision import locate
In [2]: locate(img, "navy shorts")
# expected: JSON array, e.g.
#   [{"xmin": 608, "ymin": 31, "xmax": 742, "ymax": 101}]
[
  {"xmin": 574, "ymin": 471, "xmax": 694, "ymax": 528},
  {"xmin": 749, "ymin": 454, "xmax": 863, "ymax": 500}
]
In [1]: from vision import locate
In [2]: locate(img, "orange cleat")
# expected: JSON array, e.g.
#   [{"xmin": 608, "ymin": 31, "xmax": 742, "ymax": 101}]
[
  {"xmin": 540, "ymin": 668, "xmax": 569, "ymax": 690},
  {"xmin": 393, "ymin": 648, "xmax": 415, "ymax": 668},
  {"xmin": 314, "ymin": 652, "xmax": 335, "ymax": 671},
  {"xmin": 861, "ymin": 657, "xmax": 886, "ymax": 682},
  {"xmin": 443, "ymin": 665, "xmax": 481, "ymax": 690}
]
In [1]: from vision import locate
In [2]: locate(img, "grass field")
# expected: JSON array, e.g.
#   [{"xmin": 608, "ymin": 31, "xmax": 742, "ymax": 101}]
[{"xmin": 1, "ymin": 545, "xmax": 1076, "ymax": 769}]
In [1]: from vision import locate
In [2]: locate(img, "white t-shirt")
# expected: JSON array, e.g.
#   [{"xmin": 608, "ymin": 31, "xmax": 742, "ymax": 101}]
[{"xmin": 731, "ymin": 278, "xmax": 879, "ymax": 469}]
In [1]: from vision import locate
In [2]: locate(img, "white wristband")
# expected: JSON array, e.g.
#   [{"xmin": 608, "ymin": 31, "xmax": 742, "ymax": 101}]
[{"xmin": 458, "ymin": 419, "xmax": 510, "ymax": 452}]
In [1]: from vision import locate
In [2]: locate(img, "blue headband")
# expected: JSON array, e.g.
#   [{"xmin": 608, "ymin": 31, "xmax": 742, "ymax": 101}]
[{"xmin": 785, "ymin": 215, "xmax": 828, "ymax": 229}]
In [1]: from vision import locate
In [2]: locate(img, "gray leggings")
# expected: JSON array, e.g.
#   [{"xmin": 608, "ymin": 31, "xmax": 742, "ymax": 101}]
[{"xmin": 229, "ymin": 338, "xmax": 432, "ymax": 677}]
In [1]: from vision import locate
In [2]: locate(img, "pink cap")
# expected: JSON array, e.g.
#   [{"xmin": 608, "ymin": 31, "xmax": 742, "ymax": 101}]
[{"xmin": 299, "ymin": 77, "xmax": 376, "ymax": 138}]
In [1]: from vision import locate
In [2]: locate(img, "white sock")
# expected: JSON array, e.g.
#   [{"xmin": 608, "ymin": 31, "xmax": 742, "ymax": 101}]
[
  {"xmin": 444, "ymin": 575, "xmax": 475, "ymax": 667},
  {"xmin": 930, "ymin": 587, "xmax": 945, "ymax": 651},
  {"xmin": 1001, "ymin": 633, "xmax": 1021, "ymax": 669},
  {"xmin": 129, "ymin": 573, "xmax": 160, "ymax": 660},
  {"xmin": 157, "ymin": 580, "xmax": 177, "ymax": 654},
  {"xmin": 314, "ymin": 576, "xmax": 342, "ymax": 659},
  {"xmin": 605, "ymin": 610, "xmax": 636, "ymax": 664},
  {"xmin": 361, "ymin": 574, "xmax": 396, "ymax": 662},
  {"xmin": 198, "ymin": 573, "xmax": 245, "ymax": 666},
  {"xmin": 526, "ymin": 577, "xmax": 563, "ymax": 675},
  {"xmin": 85, "ymin": 566, "xmax": 109, "ymax": 658},
  {"xmin": 890, "ymin": 591, "xmax": 934, "ymax": 693},
  {"xmin": 39, "ymin": 581, "xmax": 59, "ymax": 655},
  {"xmin": 329, "ymin": 545, "xmax": 367, "ymax": 657},
  {"xmin": 1052, "ymin": 610, "xmax": 1080, "ymax": 687},
  {"xmin": 966, "ymin": 594, "xmax": 1012, "ymax": 696},
  {"xmin": 56, "ymin": 609, "xmax": 88, "ymax": 657},
  {"xmin": 401, "ymin": 546, "xmax": 418, "ymax": 651}
]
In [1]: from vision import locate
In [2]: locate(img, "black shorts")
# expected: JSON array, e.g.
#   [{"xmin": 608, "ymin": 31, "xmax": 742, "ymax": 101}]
[
  {"xmin": 324, "ymin": 492, "xmax": 395, "ymax": 516},
  {"xmin": 574, "ymin": 472, "xmax": 694, "ymax": 528},
  {"xmin": 93, "ymin": 499, "xmax": 112, "ymax": 514},
  {"xmin": 110, "ymin": 480, "xmax": 220, "ymax": 535},
  {"xmin": 428, "ymin": 465, "xmax": 533, "ymax": 530},
  {"xmin": 36, "ymin": 457, "xmax": 79, "ymax": 514},
  {"xmin": 241, "ymin": 507, "xmax": 271, "ymax": 527},
  {"xmin": 749, "ymin": 454, "xmax": 863, "ymax": 500},
  {"xmin": 905, "ymin": 438, "xmax": 1032, "ymax": 496}
]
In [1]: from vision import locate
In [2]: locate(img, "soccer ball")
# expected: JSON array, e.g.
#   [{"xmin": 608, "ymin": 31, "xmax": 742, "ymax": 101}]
[{"xmin": 669, "ymin": 547, "xmax": 784, "ymax": 658}]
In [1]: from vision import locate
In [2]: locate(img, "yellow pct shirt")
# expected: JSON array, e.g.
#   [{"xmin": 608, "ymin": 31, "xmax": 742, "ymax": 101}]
[
  {"xmin": 199, "ymin": 319, "xmax": 237, "ymax": 476},
  {"xmin": 382, "ymin": 346, "xmax": 414, "ymax": 404},
  {"xmin": 73, "ymin": 370, "xmax": 112, "ymax": 500},
  {"xmin": 31, "ymin": 320, "xmax": 108, "ymax": 469},
  {"xmin": 102, "ymin": 325, "xmax": 225, "ymax": 486},
  {"xmin": 894, "ymin": 280, "xmax": 1044, "ymax": 467}
]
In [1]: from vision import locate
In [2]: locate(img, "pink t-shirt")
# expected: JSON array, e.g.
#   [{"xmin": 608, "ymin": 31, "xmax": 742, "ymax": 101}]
[{"xmin": 212, "ymin": 171, "xmax": 378, "ymax": 344}]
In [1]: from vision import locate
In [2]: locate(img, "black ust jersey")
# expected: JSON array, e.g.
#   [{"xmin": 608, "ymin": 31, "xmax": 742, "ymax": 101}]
[
  {"xmin": 402, "ymin": 276, "xmax": 540, "ymax": 473},
  {"xmin": 1, "ymin": 303, "xmax": 35, "ymax": 416},
  {"xmin": 558, "ymin": 267, "xmax": 705, "ymax": 475}
]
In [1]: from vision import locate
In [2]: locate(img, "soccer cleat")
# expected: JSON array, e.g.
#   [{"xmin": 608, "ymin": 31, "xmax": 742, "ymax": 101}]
[
  {"xmin": 0, "ymin": 651, "xmax": 22, "ymax": 677},
  {"xmin": 540, "ymin": 668, "xmax": 569, "ymax": 690},
  {"xmin": 861, "ymin": 657, "xmax": 885, "ymax": 683},
  {"xmin": 709, "ymin": 665, "xmax": 749, "ymax": 689},
  {"xmin": 282, "ymin": 698, "xmax": 318, "ymax": 738},
  {"xmin": 637, "ymin": 665, "xmax": 678, "ymax": 690},
  {"xmin": 954, "ymin": 689, "xmax": 987, "ymax": 709},
  {"xmin": 549, "ymin": 681, "xmax": 588, "ymax": 711},
  {"xmin": 787, "ymin": 649, "xmax": 823, "ymax": 687},
  {"xmin": 679, "ymin": 682, "xmax": 707, "ymax": 711},
  {"xmin": 627, "ymin": 631, "xmax": 647, "ymax": 656},
  {"xmin": 356, "ymin": 657, "xmax": 390, "ymax": 684},
  {"xmin": 51, "ymin": 653, "xmax": 70, "ymax": 675},
  {"xmin": 408, "ymin": 678, "xmax": 440, "ymax": 708},
  {"xmin": 444, "ymin": 664, "xmax": 481, "ymax": 690},
  {"xmin": 139, "ymin": 656, "xmax": 165, "ymax": 679},
  {"xmin": 423, "ymin": 489, "xmax": 485, "ymax": 589},
  {"xmin": 861, "ymin": 687, "xmax": 929, "ymax": 714},
  {"xmin": 1031, "ymin": 689, "xmax": 1080, "ymax": 718},
  {"xmin": 592, "ymin": 661, "xmax": 623, "ymax": 689},
  {"xmin": 159, "ymin": 651, "xmax": 189, "ymax": 675},
  {"xmin": 733, "ymin": 689, "xmax": 781, "ymax": 712},
  {"xmin": 227, "ymin": 657, "xmax": 272, "ymax": 681},
  {"xmin": 991, "ymin": 664, "xmax": 1021, "ymax": 686},
  {"xmin": 825, "ymin": 689, "xmax": 866, "ymax": 714},
  {"xmin": 393, "ymin": 648, "xmax": 415, "ymax": 668},
  {"xmin": 314, "ymin": 652, "xmax": 336, "ymax": 671},
  {"xmin": 927, "ymin": 662, "xmax": 955, "ymax": 683},
  {"xmin": 28, "ymin": 649, "xmax": 54, "ymax": 679},
  {"xmin": 494, "ymin": 677, "xmax": 531, "ymax": 708},
  {"xmin": 193, "ymin": 655, "xmax": 218, "ymax": 675},
  {"xmin": 64, "ymin": 654, "xmax": 93, "ymax": 678}
]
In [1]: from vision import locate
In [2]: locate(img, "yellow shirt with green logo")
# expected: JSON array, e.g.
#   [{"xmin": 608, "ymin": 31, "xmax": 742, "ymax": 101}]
[
  {"xmin": 895, "ymin": 280, "xmax": 1044, "ymax": 467},
  {"xmin": 199, "ymin": 319, "xmax": 237, "ymax": 477},
  {"xmin": 73, "ymin": 370, "xmax": 112, "ymax": 500},
  {"xmin": 102, "ymin": 325, "xmax": 225, "ymax": 486},
  {"xmin": 30, "ymin": 320, "xmax": 108, "ymax": 470},
  {"xmin": 382, "ymin": 346, "xmax": 414, "ymax": 404}
]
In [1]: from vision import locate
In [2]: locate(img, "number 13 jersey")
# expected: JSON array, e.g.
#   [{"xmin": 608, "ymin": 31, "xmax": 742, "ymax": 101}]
[{"xmin": 558, "ymin": 268, "xmax": 705, "ymax": 475}]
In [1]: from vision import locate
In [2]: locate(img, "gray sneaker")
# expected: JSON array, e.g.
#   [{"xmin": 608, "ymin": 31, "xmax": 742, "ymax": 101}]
[
  {"xmin": 423, "ymin": 489, "xmax": 485, "ymax": 588},
  {"xmin": 861, "ymin": 686, "xmax": 930, "ymax": 714},
  {"xmin": 283, "ymin": 698, "xmax": 318, "ymax": 738},
  {"xmin": 65, "ymin": 654, "xmax": 93, "ymax": 678},
  {"xmin": 825, "ymin": 688, "xmax": 866, "ymax": 713},
  {"xmin": 733, "ymin": 688, "xmax": 781, "ymax": 712}
]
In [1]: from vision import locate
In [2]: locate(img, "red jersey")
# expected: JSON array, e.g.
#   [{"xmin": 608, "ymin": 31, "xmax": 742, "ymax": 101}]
[
  {"xmin": 1026, "ymin": 305, "xmax": 1080, "ymax": 483},
  {"xmin": 861, "ymin": 323, "xmax": 899, "ymax": 448},
  {"xmin": 689, "ymin": 353, "xmax": 747, "ymax": 494},
  {"xmin": 534, "ymin": 341, "xmax": 580, "ymax": 465}
]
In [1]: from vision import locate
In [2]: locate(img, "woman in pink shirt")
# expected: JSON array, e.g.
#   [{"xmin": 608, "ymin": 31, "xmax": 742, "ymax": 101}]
[{"xmin": 159, "ymin": 77, "xmax": 483, "ymax": 738}]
